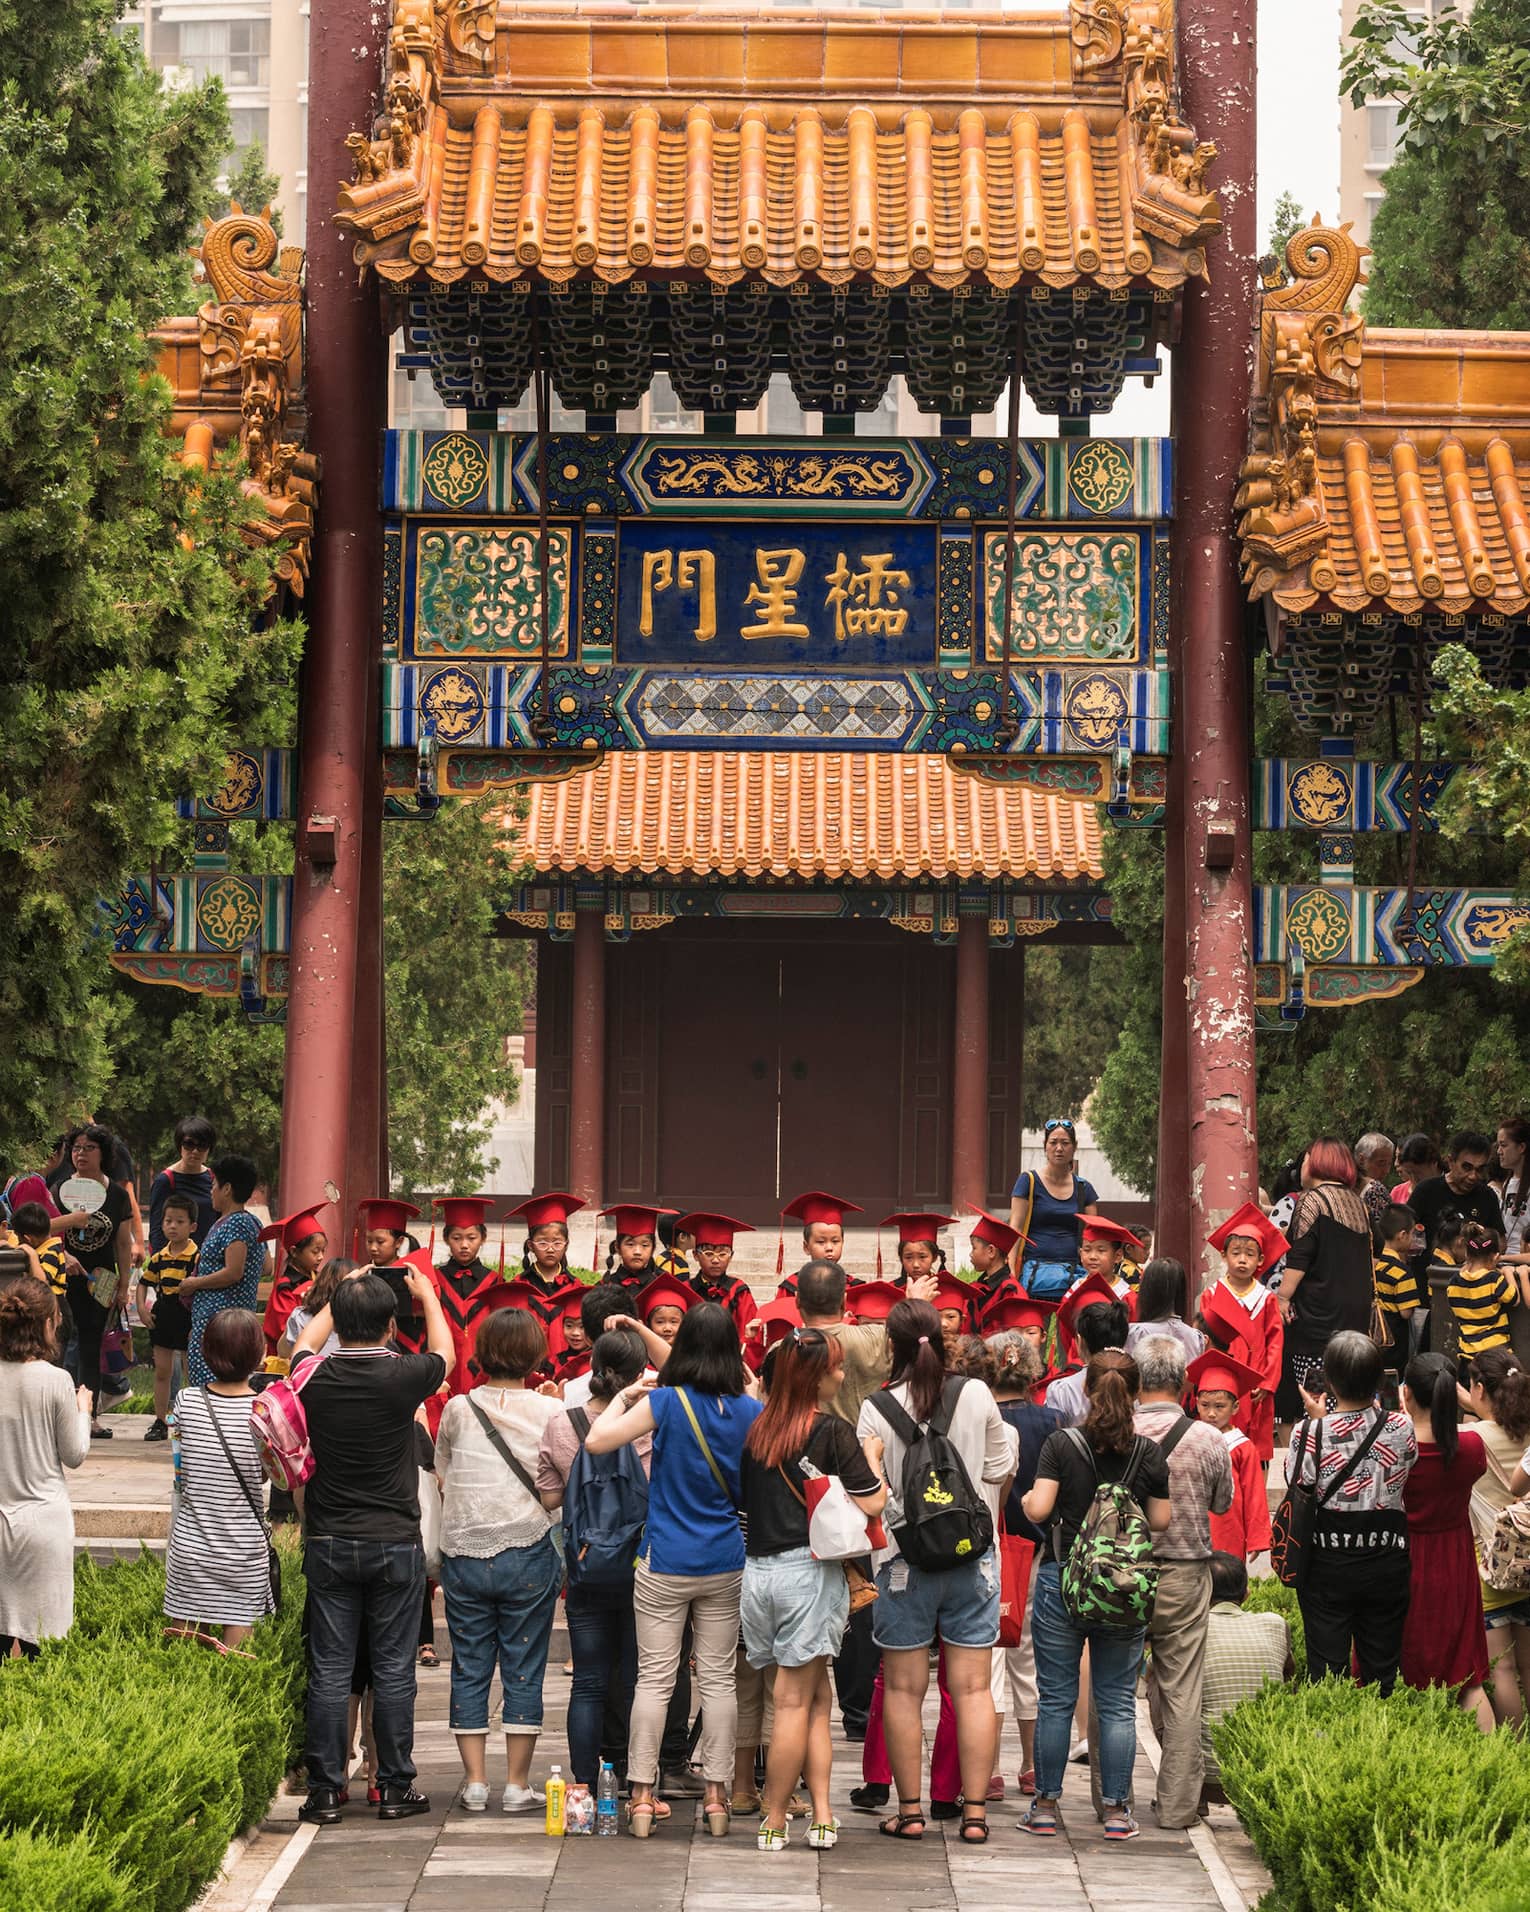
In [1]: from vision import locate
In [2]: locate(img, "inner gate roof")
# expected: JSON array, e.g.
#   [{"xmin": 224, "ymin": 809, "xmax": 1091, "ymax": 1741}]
[{"xmin": 501, "ymin": 748, "xmax": 1105, "ymax": 881}]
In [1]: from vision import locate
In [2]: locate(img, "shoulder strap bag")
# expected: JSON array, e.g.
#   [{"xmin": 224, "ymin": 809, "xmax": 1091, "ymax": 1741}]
[{"xmin": 201, "ymin": 1388, "xmax": 282, "ymax": 1611}]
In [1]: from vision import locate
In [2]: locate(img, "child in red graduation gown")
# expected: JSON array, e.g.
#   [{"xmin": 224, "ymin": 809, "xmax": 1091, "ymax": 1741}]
[
  {"xmin": 881, "ymin": 1211, "xmax": 957, "ymax": 1287},
  {"xmin": 506, "ymin": 1192, "xmax": 586, "ymax": 1325},
  {"xmin": 677, "ymin": 1211, "xmax": 758, "ymax": 1333},
  {"xmin": 1076, "ymin": 1217, "xmax": 1145, "ymax": 1314},
  {"xmin": 1198, "ymin": 1202, "xmax": 1288, "ymax": 1464},
  {"xmin": 597, "ymin": 1203, "xmax": 674, "ymax": 1299},
  {"xmin": 979, "ymin": 1291, "xmax": 1063, "ymax": 1403},
  {"xmin": 259, "ymin": 1203, "xmax": 331, "ymax": 1357},
  {"xmin": 967, "ymin": 1207, "xmax": 1029, "ymax": 1308},
  {"xmin": 1189, "ymin": 1349, "xmax": 1273, "ymax": 1559},
  {"xmin": 424, "ymin": 1195, "xmax": 536, "ymax": 1401},
  {"xmin": 775, "ymin": 1190, "xmax": 863, "ymax": 1296}
]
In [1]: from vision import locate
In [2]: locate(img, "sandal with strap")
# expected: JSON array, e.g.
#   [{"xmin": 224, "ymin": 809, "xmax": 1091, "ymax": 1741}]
[
  {"xmin": 879, "ymin": 1808, "xmax": 926, "ymax": 1841},
  {"xmin": 626, "ymin": 1800, "xmax": 660, "ymax": 1838},
  {"xmin": 960, "ymin": 1808, "xmax": 990, "ymax": 1844},
  {"xmin": 1021, "ymin": 1800, "xmax": 1060, "ymax": 1838}
]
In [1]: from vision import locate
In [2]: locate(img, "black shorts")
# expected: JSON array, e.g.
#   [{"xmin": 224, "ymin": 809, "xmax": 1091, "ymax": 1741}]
[{"xmin": 149, "ymin": 1294, "xmax": 192, "ymax": 1351}]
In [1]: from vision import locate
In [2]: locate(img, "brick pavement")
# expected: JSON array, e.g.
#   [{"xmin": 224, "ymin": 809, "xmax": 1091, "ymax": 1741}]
[{"xmin": 231, "ymin": 1597, "xmax": 1267, "ymax": 1912}]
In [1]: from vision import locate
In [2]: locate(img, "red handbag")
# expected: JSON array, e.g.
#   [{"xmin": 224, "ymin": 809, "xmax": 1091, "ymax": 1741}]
[{"xmin": 997, "ymin": 1526, "xmax": 1036, "ymax": 1648}]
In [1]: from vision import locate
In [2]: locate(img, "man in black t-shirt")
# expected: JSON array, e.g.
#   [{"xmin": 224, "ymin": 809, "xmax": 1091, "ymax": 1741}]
[
  {"xmin": 1409, "ymin": 1131, "xmax": 1504, "ymax": 1259},
  {"xmin": 290, "ymin": 1269, "xmax": 452, "ymax": 1826}
]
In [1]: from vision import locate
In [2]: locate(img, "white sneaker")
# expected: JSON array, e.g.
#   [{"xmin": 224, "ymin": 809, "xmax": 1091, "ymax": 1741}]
[
  {"xmin": 502, "ymin": 1783, "xmax": 545, "ymax": 1815},
  {"xmin": 461, "ymin": 1782, "xmax": 490, "ymax": 1813},
  {"xmin": 1068, "ymin": 1738, "xmax": 1090, "ymax": 1764}
]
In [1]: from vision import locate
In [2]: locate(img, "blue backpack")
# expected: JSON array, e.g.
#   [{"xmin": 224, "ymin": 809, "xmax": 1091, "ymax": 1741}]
[{"xmin": 563, "ymin": 1407, "xmax": 649, "ymax": 1589}]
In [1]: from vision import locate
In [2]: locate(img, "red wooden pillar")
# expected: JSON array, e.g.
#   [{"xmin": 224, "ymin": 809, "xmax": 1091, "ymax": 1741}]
[
  {"xmin": 345, "ymin": 747, "xmax": 387, "ymax": 1207},
  {"xmin": 1173, "ymin": 0, "xmax": 1260, "ymax": 1283},
  {"xmin": 1156, "ymin": 744, "xmax": 1191, "ymax": 1265},
  {"xmin": 279, "ymin": 4, "xmax": 386, "ymax": 1215},
  {"xmin": 951, "ymin": 910, "xmax": 990, "ymax": 1214},
  {"xmin": 569, "ymin": 907, "xmax": 607, "ymax": 1207}
]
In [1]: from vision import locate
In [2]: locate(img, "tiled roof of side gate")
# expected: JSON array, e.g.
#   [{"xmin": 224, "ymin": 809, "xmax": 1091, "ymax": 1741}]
[
  {"xmin": 338, "ymin": 2, "xmax": 1220, "ymax": 292},
  {"xmin": 502, "ymin": 750, "xmax": 1105, "ymax": 882},
  {"xmin": 1239, "ymin": 221, "xmax": 1530, "ymax": 617}
]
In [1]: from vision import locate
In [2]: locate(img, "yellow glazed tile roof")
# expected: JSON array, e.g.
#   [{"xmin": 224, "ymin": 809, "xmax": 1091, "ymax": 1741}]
[{"xmin": 504, "ymin": 749, "xmax": 1105, "ymax": 881}]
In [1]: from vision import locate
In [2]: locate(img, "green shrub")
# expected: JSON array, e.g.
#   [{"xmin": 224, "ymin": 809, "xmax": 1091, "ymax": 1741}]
[
  {"xmin": 0, "ymin": 1827, "xmax": 132, "ymax": 1912},
  {"xmin": 1245, "ymin": 1575, "xmax": 1306, "ymax": 1679},
  {"xmin": 1370, "ymin": 1829, "xmax": 1530, "ymax": 1912},
  {"xmin": 0, "ymin": 1549, "xmax": 306, "ymax": 1912},
  {"xmin": 1214, "ymin": 1678, "xmax": 1530, "ymax": 1912}
]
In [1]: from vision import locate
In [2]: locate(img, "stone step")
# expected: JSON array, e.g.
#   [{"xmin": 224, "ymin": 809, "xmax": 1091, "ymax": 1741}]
[
  {"xmin": 73, "ymin": 1501, "xmax": 171, "ymax": 1540},
  {"xmin": 77, "ymin": 1538, "xmax": 168, "ymax": 1563}
]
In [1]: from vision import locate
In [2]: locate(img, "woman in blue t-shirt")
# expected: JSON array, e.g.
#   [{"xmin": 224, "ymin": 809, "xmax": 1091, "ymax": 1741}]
[
  {"xmin": 585, "ymin": 1300, "xmax": 761, "ymax": 1839},
  {"xmin": 1010, "ymin": 1119, "xmax": 1100, "ymax": 1301}
]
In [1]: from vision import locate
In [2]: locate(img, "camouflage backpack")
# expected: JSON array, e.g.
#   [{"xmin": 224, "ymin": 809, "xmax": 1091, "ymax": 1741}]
[{"xmin": 1058, "ymin": 1426, "xmax": 1180, "ymax": 1631}]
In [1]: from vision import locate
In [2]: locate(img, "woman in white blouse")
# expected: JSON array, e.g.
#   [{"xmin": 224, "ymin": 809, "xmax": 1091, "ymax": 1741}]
[{"xmin": 434, "ymin": 1307, "xmax": 562, "ymax": 1815}]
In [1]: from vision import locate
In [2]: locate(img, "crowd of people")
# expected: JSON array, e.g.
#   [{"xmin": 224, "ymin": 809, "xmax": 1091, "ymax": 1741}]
[{"xmin": 3, "ymin": 1113, "xmax": 1530, "ymax": 1850}]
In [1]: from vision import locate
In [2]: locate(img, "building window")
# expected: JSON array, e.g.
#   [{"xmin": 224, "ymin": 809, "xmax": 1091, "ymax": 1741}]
[
  {"xmin": 229, "ymin": 107, "xmax": 269, "ymax": 159},
  {"xmin": 156, "ymin": 18, "xmax": 271, "ymax": 89},
  {"xmin": 1367, "ymin": 103, "xmax": 1402, "ymax": 170}
]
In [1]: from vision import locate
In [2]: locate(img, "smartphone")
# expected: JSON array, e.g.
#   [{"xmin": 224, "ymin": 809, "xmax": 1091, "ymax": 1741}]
[
  {"xmin": 1304, "ymin": 1365, "xmax": 1329, "ymax": 1404},
  {"xmin": 1378, "ymin": 1369, "xmax": 1401, "ymax": 1413},
  {"xmin": 377, "ymin": 1264, "xmax": 419, "ymax": 1321}
]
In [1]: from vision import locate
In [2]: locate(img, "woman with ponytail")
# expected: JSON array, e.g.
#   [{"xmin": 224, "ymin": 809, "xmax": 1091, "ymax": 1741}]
[
  {"xmin": 740, "ymin": 1330, "xmax": 885, "ymax": 1851},
  {"xmin": 1021, "ymin": 1350, "xmax": 1172, "ymax": 1841},
  {"xmin": 855, "ymin": 1299, "xmax": 1013, "ymax": 1846},
  {"xmin": 1463, "ymin": 1347, "xmax": 1530, "ymax": 1723},
  {"xmin": 1400, "ymin": 1353, "xmax": 1490, "ymax": 1725}
]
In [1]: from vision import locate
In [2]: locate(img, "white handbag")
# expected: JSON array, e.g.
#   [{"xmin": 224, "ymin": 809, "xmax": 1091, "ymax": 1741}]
[
  {"xmin": 419, "ymin": 1467, "xmax": 443, "ymax": 1578},
  {"xmin": 800, "ymin": 1460, "xmax": 876, "ymax": 1562}
]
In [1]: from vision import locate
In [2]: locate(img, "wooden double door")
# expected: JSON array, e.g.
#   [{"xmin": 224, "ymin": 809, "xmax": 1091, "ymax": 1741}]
[{"xmin": 537, "ymin": 921, "xmax": 1024, "ymax": 1225}]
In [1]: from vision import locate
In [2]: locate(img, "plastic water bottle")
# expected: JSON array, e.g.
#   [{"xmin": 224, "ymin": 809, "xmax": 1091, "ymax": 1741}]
[
  {"xmin": 596, "ymin": 1762, "xmax": 618, "ymax": 1836},
  {"xmin": 167, "ymin": 1409, "xmax": 183, "ymax": 1492},
  {"xmin": 545, "ymin": 1764, "xmax": 566, "ymax": 1837}
]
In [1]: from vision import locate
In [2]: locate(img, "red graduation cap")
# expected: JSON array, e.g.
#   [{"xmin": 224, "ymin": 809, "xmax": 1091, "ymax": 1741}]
[
  {"xmin": 754, "ymin": 1297, "xmax": 803, "ymax": 1349},
  {"xmin": 881, "ymin": 1211, "xmax": 955, "ymax": 1245},
  {"xmin": 969, "ymin": 1206, "xmax": 1024, "ymax": 1258},
  {"xmin": 931, "ymin": 1271, "xmax": 979, "ymax": 1317},
  {"xmin": 980, "ymin": 1291, "xmax": 1060, "ymax": 1335},
  {"xmin": 547, "ymin": 1279, "xmax": 589, "ymax": 1322},
  {"xmin": 1057, "ymin": 1271, "xmax": 1127, "ymax": 1341},
  {"xmin": 601, "ymin": 1204, "xmax": 675, "ymax": 1240},
  {"xmin": 1187, "ymin": 1347, "xmax": 1265, "ymax": 1401},
  {"xmin": 636, "ymin": 1274, "xmax": 697, "ymax": 1321},
  {"xmin": 1208, "ymin": 1201, "xmax": 1289, "ymax": 1277},
  {"xmin": 259, "ymin": 1202, "xmax": 332, "ymax": 1252},
  {"xmin": 676, "ymin": 1211, "xmax": 753, "ymax": 1248},
  {"xmin": 783, "ymin": 1191, "xmax": 863, "ymax": 1229},
  {"xmin": 844, "ymin": 1279, "xmax": 906, "ymax": 1324},
  {"xmin": 356, "ymin": 1198, "xmax": 420, "ymax": 1236},
  {"xmin": 1081, "ymin": 1215, "xmax": 1147, "ymax": 1257},
  {"xmin": 506, "ymin": 1192, "xmax": 585, "ymax": 1231},
  {"xmin": 433, "ymin": 1195, "xmax": 495, "ymax": 1232}
]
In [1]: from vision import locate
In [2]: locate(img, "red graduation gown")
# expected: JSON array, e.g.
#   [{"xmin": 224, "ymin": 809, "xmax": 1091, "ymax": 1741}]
[
  {"xmin": 263, "ymin": 1264, "xmax": 311, "ymax": 1357},
  {"xmin": 1209, "ymin": 1427, "xmax": 1272, "ymax": 1557},
  {"xmin": 688, "ymin": 1271, "xmax": 758, "ymax": 1335},
  {"xmin": 1199, "ymin": 1278, "xmax": 1283, "ymax": 1463},
  {"xmin": 396, "ymin": 1255, "xmax": 530, "ymax": 1430}
]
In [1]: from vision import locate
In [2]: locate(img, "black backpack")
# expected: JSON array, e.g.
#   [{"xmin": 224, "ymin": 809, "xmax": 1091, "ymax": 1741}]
[
  {"xmin": 868, "ymin": 1376, "xmax": 995, "ymax": 1574},
  {"xmin": 562, "ymin": 1407, "xmax": 649, "ymax": 1590}
]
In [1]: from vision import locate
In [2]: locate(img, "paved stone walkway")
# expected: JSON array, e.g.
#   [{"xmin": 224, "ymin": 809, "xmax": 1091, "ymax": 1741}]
[{"xmin": 210, "ymin": 1596, "xmax": 1269, "ymax": 1912}]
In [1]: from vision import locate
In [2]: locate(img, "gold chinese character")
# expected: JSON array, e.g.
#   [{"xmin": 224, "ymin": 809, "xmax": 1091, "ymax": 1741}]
[
  {"xmin": 823, "ymin": 551, "xmax": 912, "ymax": 641},
  {"xmin": 741, "ymin": 548, "xmax": 810, "ymax": 640},
  {"xmin": 639, "ymin": 548, "xmax": 716, "ymax": 642}
]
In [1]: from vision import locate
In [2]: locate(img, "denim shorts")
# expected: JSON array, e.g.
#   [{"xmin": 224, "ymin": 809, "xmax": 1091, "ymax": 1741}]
[
  {"xmin": 871, "ymin": 1548, "xmax": 1000, "ymax": 1651},
  {"xmin": 1485, "ymin": 1594, "xmax": 1530, "ymax": 1630},
  {"xmin": 741, "ymin": 1546, "xmax": 849, "ymax": 1669}
]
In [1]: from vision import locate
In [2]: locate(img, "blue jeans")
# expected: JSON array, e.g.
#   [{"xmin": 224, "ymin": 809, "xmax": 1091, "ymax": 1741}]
[
  {"xmin": 442, "ymin": 1534, "xmax": 563, "ymax": 1734},
  {"xmin": 1030, "ymin": 1561, "xmax": 1144, "ymax": 1807},
  {"xmin": 304, "ymin": 1536, "xmax": 425, "ymax": 1791},
  {"xmin": 565, "ymin": 1578, "xmax": 638, "ymax": 1787}
]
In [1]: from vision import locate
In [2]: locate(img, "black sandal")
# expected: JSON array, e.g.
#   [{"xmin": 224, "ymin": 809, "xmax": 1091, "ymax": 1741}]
[
  {"xmin": 879, "ymin": 1808, "xmax": 926, "ymax": 1840},
  {"xmin": 959, "ymin": 1807, "xmax": 990, "ymax": 1844}
]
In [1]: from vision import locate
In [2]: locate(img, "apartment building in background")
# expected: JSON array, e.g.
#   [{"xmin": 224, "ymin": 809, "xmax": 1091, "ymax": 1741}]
[
  {"xmin": 123, "ymin": 0, "xmax": 309, "ymax": 240},
  {"xmin": 1338, "ymin": 0, "xmax": 1466, "ymax": 245}
]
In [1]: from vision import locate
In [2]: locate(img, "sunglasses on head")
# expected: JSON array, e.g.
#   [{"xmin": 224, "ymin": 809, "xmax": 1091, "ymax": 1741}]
[{"xmin": 1044, "ymin": 1118, "xmax": 1076, "ymax": 1137}]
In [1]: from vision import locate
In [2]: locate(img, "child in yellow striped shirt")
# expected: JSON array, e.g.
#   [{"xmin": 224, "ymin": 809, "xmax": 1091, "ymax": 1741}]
[
  {"xmin": 1446, "ymin": 1217, "xmax": 1529, "ymax": 1365},
  {"xmin": 1372, "ymin": 1201, "xmax": 1418, "ymax": 1370}
]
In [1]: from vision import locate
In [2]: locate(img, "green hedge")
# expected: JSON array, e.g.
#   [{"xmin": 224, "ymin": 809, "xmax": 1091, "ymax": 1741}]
[
  {"xmin": 0, "ymin": 1544, "xmax": 304, "ymax": 1912},
  {"xmin": 1214, "ymin": 1677, "xmax": 1530, "ymax": 1912}
]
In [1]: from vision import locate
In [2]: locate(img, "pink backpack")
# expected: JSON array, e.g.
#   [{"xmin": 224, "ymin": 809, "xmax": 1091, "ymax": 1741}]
[{"xmin": 251, "ymin": 1354, "xmax": 328, "ymax": 1490}]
